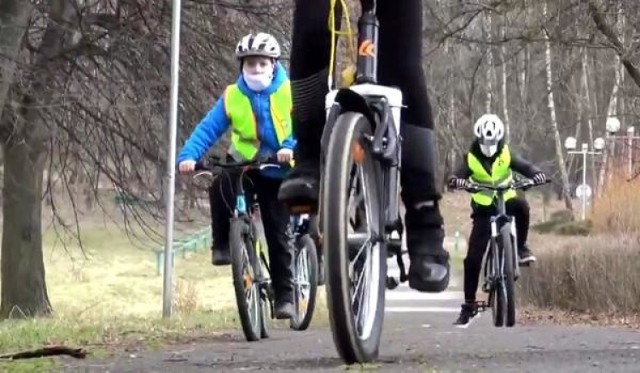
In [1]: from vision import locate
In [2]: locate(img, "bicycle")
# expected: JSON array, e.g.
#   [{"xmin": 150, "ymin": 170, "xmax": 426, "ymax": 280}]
[
  {"xmin": 317, "ymin": 0, "xmax": 412, "ymax": 363},
  {"xmin": 193, "ymin": 156, "xmax": 318, "ymax": 341},
  {"xmin": 289, "ymin": 213, "xmax": 319, "ymax": 331},
  {"xmin": 453, "ymin": 178, "xmax": 549, "ymax": 327}
]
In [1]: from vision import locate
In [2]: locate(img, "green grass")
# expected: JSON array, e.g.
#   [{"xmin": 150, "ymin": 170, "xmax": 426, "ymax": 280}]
[{"xmin": 0, "ymin": 222, "xmax": 243, "ymax": 369}]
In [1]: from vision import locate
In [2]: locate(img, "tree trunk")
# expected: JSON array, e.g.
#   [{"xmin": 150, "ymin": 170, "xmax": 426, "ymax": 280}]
[
  {"xmin": 483, "ymin": 10, "xmax": 494, "ymax": 113},
  {"xmin": 0, "ymin": 139, "xmax": 51, "ymax": 318},
  {"xmin": 0, "ymin": 0, "xmax": 32, "ymax": 114},
  {"xmin": 500, "ymin": 20, "xmax": 510, "ymax": 141},
  {"xmin": 543, "ymin": 1, "xmax": 574, "ymax": 215},
  {"xmin": 1, "ymin": 0, "xmax": 75, "ymax": 318}
]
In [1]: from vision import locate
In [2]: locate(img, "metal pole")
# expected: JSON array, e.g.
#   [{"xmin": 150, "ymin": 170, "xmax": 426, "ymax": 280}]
[
  {"xmin": 162, "ymin": 0, "xmax": 182, "ymax": 319},
  {"xmin": 628, "ymin": 130, "xmax": 632, "ymax": 177},
  {"xmin": 581, "ymin": 143, "xmax": 587, "ymax": 221}
]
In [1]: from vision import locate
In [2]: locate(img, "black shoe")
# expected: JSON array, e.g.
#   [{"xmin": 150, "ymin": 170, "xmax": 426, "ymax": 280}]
[
  {"xmin": 211, "ymin": 244, "xmax": 231, "ymax": 266},
  {"xmin": 278, "ymin": 164, "xmax": 320, "ymax": 212},
  {"xmin": 408, "ymin": 255, "xmax": 450, "ymax": 292},
  {"xmin": 405, "ymin": 205, "xmax": 450, "ymax": 293},
  {"xmin": 274, "ymin": 300, "xmax": 295, "ymax": 320},
  {"xmin": 518, "ymin": 244, "xmax": 536, "ymax": 265},
  {"xmin": 454, "ymin": 303, "xmax": 478, "ymax": 326}
]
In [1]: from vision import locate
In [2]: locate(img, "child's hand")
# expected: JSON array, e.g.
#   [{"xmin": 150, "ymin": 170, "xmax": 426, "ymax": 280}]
[
  {"xmin": 178, "ymin": 160, "xmax": 197, "ymax": 173},
  {"xmin": 277, "ymin": 148, "xmax": 293, "ymax": 163}
]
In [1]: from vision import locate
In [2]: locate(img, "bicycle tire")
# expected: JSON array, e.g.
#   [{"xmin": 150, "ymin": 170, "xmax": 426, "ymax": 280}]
[
  {"xmin": 488, "ymin": 244, "xmax": 505, "ymax": 327},
  {"xmin": 251, "ymin": 219, "xmax": 271, "ymax": 339},
  {"xmin": 322, "ymin": 111, "xmax": 387, "ymax": 364},
  {"xmin": 230, "ymin": 219, "xmax": 262, "ymax": 341},
  {"xmin": 501, "ymin": 225, "xmax": 516, "ymax": 327},
  {"xmin": 290, "ymin": 234, "xmax": 319, "ymax": 331}
]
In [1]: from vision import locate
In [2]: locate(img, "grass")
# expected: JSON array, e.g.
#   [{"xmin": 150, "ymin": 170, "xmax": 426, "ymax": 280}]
[
  {"xmin": 0, "ymin": 220, "xmax": 241, "ymax": 370},
  {"xmin": 0, "ymin": 210, "xmax": 333, "ymax": 371}
]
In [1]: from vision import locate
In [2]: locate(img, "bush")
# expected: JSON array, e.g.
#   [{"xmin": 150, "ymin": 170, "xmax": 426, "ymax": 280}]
[
  {"xmin": 531, "ymin": 209, "xmax": 591, "ymax": 236},
  {"xmin": 519, "ymin": 235, "xmax": 640, "ymax": 315},
  {"xmin": 591, "ymin": 169, "xmax": 640, "ymax": 235}
]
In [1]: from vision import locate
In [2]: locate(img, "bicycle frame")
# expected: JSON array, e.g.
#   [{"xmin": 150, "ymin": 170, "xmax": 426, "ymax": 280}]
[
  {"xmin": 485, "ymin": 187, "xmax": 520, "ymax": 292},
  {"xmin": 321, "ymin": 0, "xmax": 407, "ymax": 285}
]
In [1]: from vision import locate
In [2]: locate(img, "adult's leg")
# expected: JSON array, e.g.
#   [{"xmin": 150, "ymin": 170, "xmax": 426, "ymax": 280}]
[
  {"xmin": 278, "ymin": 0, "xmax": 342, "ymax": 208},
  {"xmin": 377, "ymin": 0, "xmax": 449, "ymax": 292}
]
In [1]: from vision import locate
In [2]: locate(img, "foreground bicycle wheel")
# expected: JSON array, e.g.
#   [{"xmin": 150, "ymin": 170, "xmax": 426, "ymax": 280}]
[
  {"xmin": 290, "ymin": 234, "xmax": 318, "ymax": 331},
  {"xmin": 322, "ymin": 112, "xmax": 387, "ymax": 364},
  {"xmin": 230, "ymin": 219, "xmax": 262, "ymax": 341}
]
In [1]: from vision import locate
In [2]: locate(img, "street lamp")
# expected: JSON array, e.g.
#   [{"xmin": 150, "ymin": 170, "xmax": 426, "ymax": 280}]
[
  {"xmin": 603, "ymin": 116, "xmax": 638, "ymax": 178},
  {"xmin": 565, "ymin": 137, "xmax": 604, "ymax": 220}
]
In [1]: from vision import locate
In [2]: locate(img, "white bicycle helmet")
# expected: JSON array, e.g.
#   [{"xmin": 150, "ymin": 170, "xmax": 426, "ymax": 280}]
[
  {"xmin": 473, "ymin": 114, "xmax": 505, "ymax": 157},
  {"xmin": 235, "ymin": 32, "xmax": 281, "ymax": 60}
]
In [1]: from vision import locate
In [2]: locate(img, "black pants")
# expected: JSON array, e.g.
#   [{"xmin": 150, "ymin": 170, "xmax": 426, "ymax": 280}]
[
  {"xmin": 290, "ymin": 0, "xmax": 435, "ymax": 159},
  {"xmin": 463, "ymin": 196, "xmax": 530, "ymax": 302},
  {"xmin": 208, "ymin": 169, "xmax": 294, "ymax": 303}
]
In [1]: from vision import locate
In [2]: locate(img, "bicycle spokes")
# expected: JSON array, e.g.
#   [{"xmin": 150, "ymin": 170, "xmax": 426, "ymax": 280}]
[{"xmin": 346, "ymin": 164, "xmax": 380, "ymax": 341}]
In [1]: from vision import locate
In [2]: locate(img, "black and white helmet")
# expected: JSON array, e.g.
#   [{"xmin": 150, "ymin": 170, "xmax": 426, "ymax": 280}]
[
  {"xmin": 235, "ymin": 32, "xmax": 281, "ymax": 60},
  {"xmin": 473, "ymin": 114, "xmax": 505, "ymax": 157}
]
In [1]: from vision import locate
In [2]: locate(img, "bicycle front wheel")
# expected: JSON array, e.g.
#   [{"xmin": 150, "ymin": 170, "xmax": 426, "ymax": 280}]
[
  {"xmin": 230, "ymin": 219, "xmax": 262, "ymax": 341},
  {"xmin": 487, "ymin": 242, "xmax": 505, "ymax": 327},
  {"xmin": 322, "ymin": 111, "xmax": 387, "ymax": 364},
  {"xmin": 500, "ymin": 225, "xmax": 516, "ymax": 327}
]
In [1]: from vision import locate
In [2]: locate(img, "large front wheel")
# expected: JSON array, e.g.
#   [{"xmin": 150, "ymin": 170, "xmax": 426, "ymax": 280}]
[{"xmin": 322, "ymin": 112, "xmax": 387, "ymax": 364}]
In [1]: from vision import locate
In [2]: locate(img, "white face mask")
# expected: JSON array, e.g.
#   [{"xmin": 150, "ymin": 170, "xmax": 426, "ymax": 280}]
[
  {"xmin": 243, "ymin": 72, "xmax": 273, "ymax": 92},
  {"xmin": 480, "ymin": 144, "xmax": 498, "ymax": 157}
]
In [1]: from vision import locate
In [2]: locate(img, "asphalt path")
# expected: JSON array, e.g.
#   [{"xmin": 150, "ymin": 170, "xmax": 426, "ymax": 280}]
[{"xmin": 64, "ymin": 247, "xmax": 640, "ymax": 372}]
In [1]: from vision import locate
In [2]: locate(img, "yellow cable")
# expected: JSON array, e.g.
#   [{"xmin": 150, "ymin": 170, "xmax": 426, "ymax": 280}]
[{"xmin": 328, "ymin": 0, "xmax": 356, "ymax": 89}]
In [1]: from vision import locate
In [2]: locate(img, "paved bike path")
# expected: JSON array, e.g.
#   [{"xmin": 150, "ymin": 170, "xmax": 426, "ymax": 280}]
[{"xmin": 64, "ymin": 242, "xmax": 640, "ymax": 372}]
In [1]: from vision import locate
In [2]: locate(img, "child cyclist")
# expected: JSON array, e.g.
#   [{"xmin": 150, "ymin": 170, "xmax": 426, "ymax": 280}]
[
  {"xmin": 447, "ymin": 114, "xmax": 548, "ymax": 326},
  {"xmin": 177, "ymin": 33, "xmax": 296, "ymax": 319}
]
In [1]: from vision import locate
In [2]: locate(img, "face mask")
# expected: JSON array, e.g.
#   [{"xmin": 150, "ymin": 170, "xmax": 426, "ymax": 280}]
[
  {"xmin": 480, "ymin": 144, "xmax": 498, "ymax": 157},
  {"xmin": 243, "ymin": 72, "xmax": 272, "ymax": 92}
]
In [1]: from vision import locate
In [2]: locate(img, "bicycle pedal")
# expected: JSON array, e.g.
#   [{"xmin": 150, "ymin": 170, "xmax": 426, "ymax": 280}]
[{"xmin": 475, "ymin": 301, "xmax": 489, "ymax": 311}]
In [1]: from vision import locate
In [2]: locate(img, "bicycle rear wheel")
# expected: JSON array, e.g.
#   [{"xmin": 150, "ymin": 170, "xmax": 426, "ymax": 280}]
[
  {"xmin": 290, "ymin": 234, "xmax": 319, "ymax": 331},
  {"xmin": 322, "ymin": 112, "xmax": 387, "ymax": 364},
  {"xmin": 500, "ymin": 225, "xmax": 516, "ymax": 327},
  {"xmin": 230, "ymin": 219, "xmax": 262, "ymax": 341}
]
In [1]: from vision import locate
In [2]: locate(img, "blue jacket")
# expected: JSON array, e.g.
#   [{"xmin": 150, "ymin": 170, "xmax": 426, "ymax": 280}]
[{"xmin": 177, "ymin": 62, "xmax": 295, "ymax": 178}]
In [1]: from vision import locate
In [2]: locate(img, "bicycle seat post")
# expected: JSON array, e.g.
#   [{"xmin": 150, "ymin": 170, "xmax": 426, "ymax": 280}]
[{"xmin": 356, "ymin": 5, "xmax": 379, "ymax": 84}]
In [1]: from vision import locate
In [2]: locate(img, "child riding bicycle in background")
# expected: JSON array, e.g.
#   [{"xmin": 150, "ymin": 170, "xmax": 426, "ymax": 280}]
[
  {"xmin": 177, "ymin": 32, "xmax": 296, "ymax": 320},
  {"xmin": 447, "ymin": 114, "xmax": 548, "ymax": 326}
]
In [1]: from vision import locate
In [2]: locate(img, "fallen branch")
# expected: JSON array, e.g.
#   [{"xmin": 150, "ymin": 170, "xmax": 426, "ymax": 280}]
[{"xmin": 0, "ymin": 346, "xmax": 87, "ymax": 360}]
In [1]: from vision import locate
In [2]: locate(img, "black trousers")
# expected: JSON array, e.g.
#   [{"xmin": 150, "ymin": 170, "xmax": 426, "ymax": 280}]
[
  {"xmin": 463, "ymin": 196, "xmax": 530, "ymax": 302},
  {"xmin": 208, "ymin": 169, "xmax": 294, "ymax": 302},
  {"xmin": 290, "ymin": 0, "xmax": 435, "ymax": 155}
]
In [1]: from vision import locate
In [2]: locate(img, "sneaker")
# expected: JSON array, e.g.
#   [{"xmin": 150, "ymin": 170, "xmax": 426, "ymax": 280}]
[
  {"xmin": 211, "ymin": 245, "xmax": 231, "ymax": 266},
  {"xmin": 454, "ymin": 303, "xmax": 478, "ymax": 326},
  {"xmin": 274, "ymin": 300, "xmax": 295, "ymax": 320},
  {"xmin": 518, "ymin": 245, "xmax": 536, "ymax": 265}
]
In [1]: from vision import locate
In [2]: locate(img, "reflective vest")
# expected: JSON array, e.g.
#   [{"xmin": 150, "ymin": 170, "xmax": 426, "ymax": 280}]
[
  {"xmin": 467, "ymin": 145, "xmax": 516, "ymax": 206},
  {"xmin": 223, "ymin": 81, "xmax": 292, "ymax": 160}
]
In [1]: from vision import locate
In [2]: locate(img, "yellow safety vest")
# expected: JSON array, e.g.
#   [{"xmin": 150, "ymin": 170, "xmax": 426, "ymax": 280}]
[
  {"xmin": 223, "ymin": 81, "xmax": 292, "ymax": 161},
  {"xmin": 467, "ymin": 145, "xmax": 516, "ymax": 206}
]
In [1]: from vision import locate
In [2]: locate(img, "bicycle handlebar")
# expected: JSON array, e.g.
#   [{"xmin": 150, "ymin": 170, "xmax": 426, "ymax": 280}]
[
  {"xmin": 455, "ymin": 178, "xmax": 551, "ymax": 194},
  {"xmin": 194, "ymin": 155, "xmax": 284, "ymax": 172}
]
